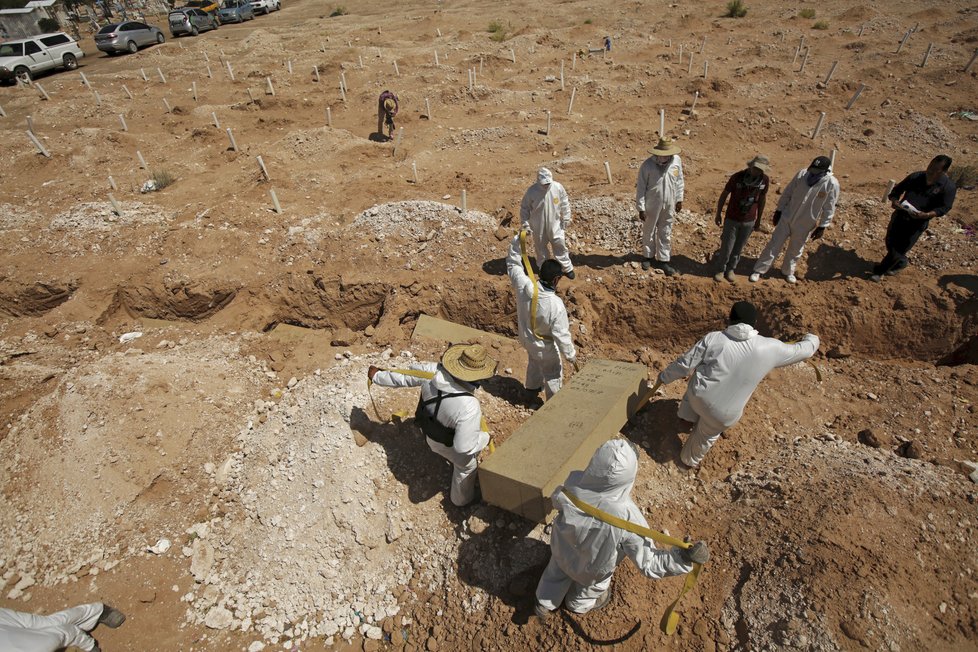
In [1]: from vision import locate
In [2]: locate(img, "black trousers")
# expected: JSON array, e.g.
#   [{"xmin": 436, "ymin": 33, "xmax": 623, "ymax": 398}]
[{"xmin": 874, "ymin": 211, "xmax": 929, "ymax": 275}]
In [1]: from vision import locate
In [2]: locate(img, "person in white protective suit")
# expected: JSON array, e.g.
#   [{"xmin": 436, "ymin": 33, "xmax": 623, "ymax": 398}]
[
  {"xmin": 506, "ymin": 231, "xmax": 578, "ymax": 401},
  {"xmin": 636, "ymin": 137, "xmax": 685, "ymax": 276},
  {"xmin": 0, "ymin": 602, "xmax": 125, "ymax": 652},
  {"xmin": 749, "ymin": 155, "xmax": 840, "ymax": 284},
  {"xmin": 657, "ymin": 301, "xmax": 820, "ymax": 468},
  {"xmin": 520, "ymin": 167, "xmax": 575, "ymax": 279},
  {"xmin": 533, "ymin": 439, "xmax": 709, "ymax": 618},
  {"xmin": 367, "ymin": 343, "xmax": 497, "ymax": 507}
]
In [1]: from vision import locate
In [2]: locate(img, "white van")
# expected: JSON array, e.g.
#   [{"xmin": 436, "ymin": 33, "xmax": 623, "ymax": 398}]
[{"xmin": 0, "ymin": 32, "xmax": 85, "ymax": 84}]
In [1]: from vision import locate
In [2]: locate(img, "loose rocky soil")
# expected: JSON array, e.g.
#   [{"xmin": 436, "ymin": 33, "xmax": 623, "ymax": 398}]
[{"xmin": 1, "ymin": 0, "xmax": 977, "ymax": 650}]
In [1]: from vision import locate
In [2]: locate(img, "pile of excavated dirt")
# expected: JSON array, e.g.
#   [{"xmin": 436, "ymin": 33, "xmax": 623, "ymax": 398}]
[{"xmin": 1, "ymin": 0, "xmax": 977, "ymax": 650}]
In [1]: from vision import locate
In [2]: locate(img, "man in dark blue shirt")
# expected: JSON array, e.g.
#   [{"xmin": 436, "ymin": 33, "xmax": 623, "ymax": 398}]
[{"xmin": 872, "ymin": 155, "xmax": 956, "ymax": 280}]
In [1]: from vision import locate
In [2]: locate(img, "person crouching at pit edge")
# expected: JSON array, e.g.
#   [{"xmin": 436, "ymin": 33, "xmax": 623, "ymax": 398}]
[
  {"xmin": 506, "ymin": 231, "xmax": 578, "ymax": 403},
  {"xmin": 533, "ymin": 439, "xmax": 709, "ymax": 618},
  {"xmin": 656, "ymin": 301, "xmax": 819, "ymax": 469},
  {"xmin": 368, "ymin": 343, "xmax": 496, "ymax": 507}
]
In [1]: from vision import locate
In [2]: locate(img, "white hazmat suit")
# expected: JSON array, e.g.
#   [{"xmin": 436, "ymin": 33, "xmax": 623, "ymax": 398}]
[
  {"xmin": 535, "ymin": 439, "xmax": 693, "ymax": 614},
  {"xmin": 659, "ymin": 323, "xmax": 819, "ymax": 467},
  {"xmin": 520, "ymin": 168, "xmax": 574, "ymax": 274},
  {"xmin": 506, "ymin": 234, "xmax": 577, "ymax": 399},
  {"xmin": 0, "ymin": 603, "xmax": 105, "ymax": 652},
  {"xmin": 371, "ymin": 363, "xmax": 489, "ymax": 506},
  {"xmin": 636, "ymin": 155, "xmax": 684, "ymax": 262},
  {"xmin": 752, "ymin": 167, "xmax": 839, "ymax": 278}
]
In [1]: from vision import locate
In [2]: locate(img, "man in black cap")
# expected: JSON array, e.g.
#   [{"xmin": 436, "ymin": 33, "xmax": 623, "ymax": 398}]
[
  {"xmin": 655, "ymin": 301, "xmax": 820, "ymax": 468},
  {"xmin": 871, "ymin": 155, "xmax": 957, "ymax": 281},
  {"xmin": 749, "ymin": 155, "xmax": 840, "ymax": 284}
]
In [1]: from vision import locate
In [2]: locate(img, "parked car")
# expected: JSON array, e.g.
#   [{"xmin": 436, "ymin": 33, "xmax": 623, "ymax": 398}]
[
  {"xmin": 95, "ymin": 22, "xmax": 165, "ymax": 55},
  {"xmin": 0, "ymin": 32, "xmax": 84, "ymax": 84},
  {"xmin": 168, "ymin": 8, "xmax": 219, "ymax": 37},
  {"xmin": 249, "ymin": 0, "xmax": 280, "ymax": 15},
  {"xmin": 218, "ymin": 0, "xmax": 255, "ymax": 23}
]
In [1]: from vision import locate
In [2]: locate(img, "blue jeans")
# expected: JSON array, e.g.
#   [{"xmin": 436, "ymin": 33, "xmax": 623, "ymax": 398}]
[{"xmin": 715, "ymin": 219, "xmax": 755, "ymax": 273}]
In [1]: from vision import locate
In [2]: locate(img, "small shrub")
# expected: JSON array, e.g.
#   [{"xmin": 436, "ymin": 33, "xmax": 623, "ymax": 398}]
[
  {"xmin": 725, "ymin": 0, "xmax": 747, "ymax": 18},
  {"xmin": 949, "ymin": 164, "xmax": 978, "ymax": 190},
  {"xmin": 813, "ymin": 20, "xmax": 829, "ymax": 30},
  {"xmin": 584, "ymin": 18, "xmax": 592, "ymax": 24},
  {"xmin": 152, "ymin": 169, "xmax": 175, "ymax": 190},
  {"xmin": 329, "ymin": 6, "xmax": 346, "ymax": 17},
  {"xmin": 487, "ymin": 20, "xmax": 503, "ymax": 33},
  {"xmin": 798, "ymin": 8, "xmax": 815, "ymax": 18}
]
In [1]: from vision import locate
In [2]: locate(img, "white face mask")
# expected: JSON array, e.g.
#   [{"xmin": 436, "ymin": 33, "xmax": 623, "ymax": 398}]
[{"xmin": 655, "ymin": 155, "xmax": 671, "ymax": 166}]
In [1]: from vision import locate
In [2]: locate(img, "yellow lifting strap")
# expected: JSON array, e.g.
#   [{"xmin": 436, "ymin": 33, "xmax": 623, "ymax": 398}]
[
  {"xmin": 785, "ymin": 340, "xmax": 823, "ymax": 382},
  {"xmin": 368, "ymin": 369, "xmax": 494, "ymax": 453},
  {"xmin": 561, "ymin": 488, "xmax": 702, "ymax": 635},
  {"xmin": 518, "ymin": 230, "xmax": 553, "ymax": 342}
]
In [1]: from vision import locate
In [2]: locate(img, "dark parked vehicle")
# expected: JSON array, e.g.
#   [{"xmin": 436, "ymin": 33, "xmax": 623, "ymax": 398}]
[
  {"xmin": 168, "ymin": 8, "xmax": 219, "ymax": 37},
  {"xmin": 95, "ymin": 22, "xmax": 165, "ymax": 55}
]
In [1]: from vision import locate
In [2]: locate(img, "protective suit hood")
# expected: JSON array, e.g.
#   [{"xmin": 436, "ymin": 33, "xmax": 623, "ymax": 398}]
[
  {"xmin": 567, "ymin": 439, "xmax": 637, "ymax": 504},
  {"xmin": 723, "ymin": 322, "xmax": 757, "ymax": 342},
  {"xmin": 538, "ymin": 167, "xmax": 554, "ymax": 185}
]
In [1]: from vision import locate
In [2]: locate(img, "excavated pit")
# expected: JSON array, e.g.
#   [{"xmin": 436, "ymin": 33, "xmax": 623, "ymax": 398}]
[
  {"xmin": 100, "ymin": 283, "xmax": 238, "ymax": 324},
  {"xmin": 0, "ymin": 280, "xmax": 78, "ymax": 318}
]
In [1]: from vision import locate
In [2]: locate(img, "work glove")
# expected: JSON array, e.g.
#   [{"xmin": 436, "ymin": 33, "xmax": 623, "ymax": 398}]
[
  {"xmin": 367, "ymin": 365, "xmax": 381, "ymax": 381},
  {"xmin": 772, "ymin": 210, "xmax": 782, "ymax": 226},
  {"xmin": 714, "ymin": 213, "xmax": 723, "ymax": 226},
  {"xmin": 810, "ymin": 226, "xmax": 825, "ymax": 241},
  {"xmin": 637, "ymin": 210, "xmax": 646, "ymax": 222},
  {"xmin": 679, "ymin": 540, "xmax": 710, "ymax": 565},
  {"xmin": 675, "ymin": 201, "xmax": 683, "ymax": 212}
]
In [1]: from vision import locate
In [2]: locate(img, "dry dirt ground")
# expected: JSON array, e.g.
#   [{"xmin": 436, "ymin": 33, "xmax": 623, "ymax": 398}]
[{"xmin": 1, "ymin": 0, "xmax": 978, "ymax": 650}]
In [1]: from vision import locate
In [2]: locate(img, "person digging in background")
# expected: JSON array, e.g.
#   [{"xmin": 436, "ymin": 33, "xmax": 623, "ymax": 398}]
[
  {"xmin": 749, "ymin": 155, "xmax": 839, "ymax": 285},
  {"xmin": 871, "ymin": 154, "xmax": 956, "ymax": 282},
  {"xmin": 656, "ymin": 301, "xmax": 819, "ymax": 469},
  {"xmin": 367, "ymin": 343, "xmax": 496, "ymax": 507},
  {"xmin": 506, "ymin": 230, "xmax": 578, "ymax": 402},
  {"xmin": 376, "ymin": 89, "xmax": 399, "ymax": 141},
  {"xmin": 520, "ymin": 167, "xmax": 575, "ymax": 279},
  {"xmin": 534, "ymin": 439, "xmax": 709, "ymax": 618},
  {"xmin": 712, "ymin": 155, "xmax": 771, "ymax": 283},
  {"xmin": 636, "ymin": 137, "xmax": 685, "ymax": 276},
  {"xmin": 0, "ymin": 602, "xmax": 125, "ymax": 652}
]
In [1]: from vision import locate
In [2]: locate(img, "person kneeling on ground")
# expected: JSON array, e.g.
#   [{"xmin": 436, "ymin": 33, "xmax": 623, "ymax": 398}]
[
  {"xmin": 534, "ymin": 439, "xmax": 709, "ymax": 618},
  {"xmin": 0, "ymin": 602, "xmax": 125, "ymax": 652},
  {"xmin": 657, "ymin": 301, "xmax": 819, "ymax": 469},
  {"xmin": 368, "ymin": 343, "xmax": 497, "ymax": 507}
]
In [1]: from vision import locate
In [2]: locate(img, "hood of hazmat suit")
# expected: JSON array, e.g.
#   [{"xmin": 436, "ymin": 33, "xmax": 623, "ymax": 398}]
[
  {"xmin": 549, "ymin": 439, "xmax": 646, "ymax": 582},
  {"xmin": 537, "ymin": 167, "xmax": 554, "ymax": 185}
]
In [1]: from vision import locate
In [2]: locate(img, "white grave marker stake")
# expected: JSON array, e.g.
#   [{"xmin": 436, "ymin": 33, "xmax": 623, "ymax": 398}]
[
  {"xmin": 257, "ymin": 155, "xmax": 270, "ymax": 181},
  {"xmin": 425, "ymin": 97, "xmax": 431, "ymax": 119},
  {"xmin": 326, "ymin": 106, "xmax": 332, "ymax": 126},
  {"xmin": 659, "ymin": 108, "xmax": 665, "ymax": 136},
  {"xmin": 245, "ymin": 88, "xmax": 255, "ymax": 104},
  {"xmin": 287, "ymin": 60, "xmax": 293, "ymax": 75},
  {"xmin": 79, "ymin": 71, "xmax": 90, "ymax": 88},
  {"xmin": 896, "ymin": 29, "xmax": 910, "ymax": 54},
  {"xmin": 163, "ymin": 98, "xmax": 171, "ymax": 113},
  {"xmin": 437, "ymin": 28, "xmax": 441, "ymax": 37},
  {"xmin": 266, "ymin": 77, "xmax": 275, "ymax": 96},
  {"xmin": 341, "ymin": 71, "xmax": 347, "ymax": 90},
  {"xmin": 136, "ymin": 150, "xmax": 147, "ymax": 169},
  {"xmin": 108, "ymin": 193, "xmax": 122, "ymax": 216},
  {"xmin": 687, "ymin": 54, "xmax": 694, "ymax": 74},
  {"xmin": 567, "ymin": 87, "xmax": 576, "ymax": 114},
  {"xmin": 792, "ymin": 46, "xmax": 800, "ymax": 65},
  {"xmin": 26, "ymin": 115, "xmax": 34, "ymax": 133},
  {"xmin": 27, "ymin": 130, "xmax": 50, "ymax": 157},
  {"xmin": 964, "ymin": 48, "xmax": 978, "ymax": 73},
  {"xmin": 393, "ymin": 127, "xmax": 403, "ymax": 156},
  {"xmin": 572, "ymin": 51, "xmax": 576, "ymax": 69},
  {"xmin": 882, "ymin": 180, "xmax": 895, "ymax": 202},
  {"xmin": 699, "ymin": 36, "xmax": 706, "ymax": 53},
  {"xmin": 858, "ymin": 24, "xmax": 865, "ymax": 37},
  {"xmin": 824, "ymin": 61, "xmax": 838, "ymax": 85},
  {"xmin": 480, "ymin": 57, "xmax": 484, "ymax": 74},
  {"xmin": 212, "ymin": 112, "xmax": 220, "ymax": 129},
  {"xmin": 141, "ymin": 68, "xmax": 148, "ymax": 81},
  {"xmin": 36, "ymin": 83, "xmax": 50, "ymax": 100},
  {"xmin": 799, "ymin": 49, "xmax": 809, "ymax": 73},
  {"xmin": 313, "ymin": 65, "xmax": 320, "ymax": 82},
  {"xmin": 604, "ymin": 161, "xmax": 613, "ymax": 184},
  {"xmin": 412, "ymin": 160, "xmax": 418, "ymax": 183},
  {"xmin": 108, "ymin": 175, "xmax": 117, "ymax": 190},
  {"xmin": 393, "ymin": 60, "xmax": 399, "ymax": 76},
  {"xmin": 269, "ymin": 188, "xmax": 282, "ymax": 213},
  {"xmin": 226, "ymin": 61, "xmax": 235, "ymax": 81},
  {"xmin": 811, "ymin": 111, "xmax": 825, "ymax": 139},
  {"xmin": 829, "ymin": 149, "xmax": 837, "ymax": 170},
  {"xmin": 461, "ymin": 189, "xmax": 467, "ymax": 213},
  {"xmin": 845, "ymin": 83, "xmax": 866, "ymax": 110},
  {"xmin": 546, "ymin": 109, "xmax": 551, "ymax": 135},
  {"xmin": 703, "ymin": 60, "xmax": 709, "ymax": 77},
  {"xmin": 510, "ymin": 48, "xmax": 516, "ymax": 63},
  {"xmin": 118, "ymin": 113, "xmax": 128, "ymax": 131},
  {"xmin": 359, "ymin": 55, "xmax": 364, "ymax": 69},
  {"xmin": 203, "ymin": 51, "xmax": 209, "ymax": 62},
  {"xmin": 434, "ymin": 51, "xmax": 439, "ymax": 66},
  {"xmin": 157, "ymin": 68, "xmax": 166, "ymax": 84},
  {"xmin": 206, "ymin": 64, "xmax": 213, "ymax": 79},
  {"xmin": 94, "ymin": 91, "xmax": 102, "ymax": 107},
  {"xmin": 340, "ymin": 84, "xmax": 346, "ymax": 103},
  {"xmin": 920, "ymin": 43, "xmax": 933, "ymax": 67},
  {"xmin": 122, "ymin": 84, "xmax": 133, "ymax": 99},
  {"xmin": 226, "ymin": 128, "xmax": 238, "ymax": 152},
  {"xmin": 560, "ymin": 60, "xmax": 564, "ymax": 91},
  {"xmin": 678, "ymin": 44, "xmax": 683, "ymax": 63},
  {"xmin": 192, "ymin": 81, "xmax": 197, "ymax": 102},
  {"xmin": 690, "ymin": 91, "xmax": 700, "ymax": 111},
  {"xmin": 0, "ymin": 104, "xmax": 5, "ymax": 117}
]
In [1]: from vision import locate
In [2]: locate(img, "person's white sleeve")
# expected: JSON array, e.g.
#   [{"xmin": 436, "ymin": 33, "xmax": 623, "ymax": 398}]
[
  {"xmin": 506, "ymin": 234, "xmax": 534, "ymax": 295},
  {"xmin": 773, "ymin": 334, "xmax": 820, "ymax": 368},
  {"xmin": 658, "ymin": 338, "xmax": 708, "ymax": 385},
  {"xmin": 559, "ymin": 184, "xmax": 571, "ymax": 227},
  {"xmin": 550, "ymin": 303, "xmax": 576, "ymax": 363},
  {"xmin": 371, "ymin": 362, "xmax": 439, "ymax": 388},
  {"xmin": 519, "ymin": 187, "xmax": 532, "ymax": 228},
  {"xmin": 452, "ymin": 402, "xmax": 486, "ymax": 456},
  {"xmin": 818, "ymin": 178, "xmax": 840, "ymax": 227},
  {"xmin": 636, "ymin": 162, "xmax": 648, "ymax": 212},
  {"xmin": 675, "ymin": 159, "xmax": 685, "ymax": 203},
  {"xmin": 621, "ymin": 531, "xmax": 694, "ymax": 579}
]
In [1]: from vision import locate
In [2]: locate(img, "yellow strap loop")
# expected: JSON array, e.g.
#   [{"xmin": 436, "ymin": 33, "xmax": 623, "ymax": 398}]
[
  {"xmin": 519, "ymin": 230, "xmax": 553, "ymax": 342},
  {"xmin": 561, "ymin": 488, "xmax": 701, "ymax": 635}
]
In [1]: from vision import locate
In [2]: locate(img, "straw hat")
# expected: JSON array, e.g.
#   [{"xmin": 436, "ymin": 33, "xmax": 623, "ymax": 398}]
[
  {"xmin": 746, "ymin": 154, "xmax": 771, "ymax": 173},
  {"xmin": 649, "ymin": 137, "xmax": 681, "ymax": 156},
  {"xmin": 441, "ymin": 343, "xmax": 498, "ymax": 382},
  {"xmin": 383, "ymin": 98, "xmax": 396, "ymax": 112}
]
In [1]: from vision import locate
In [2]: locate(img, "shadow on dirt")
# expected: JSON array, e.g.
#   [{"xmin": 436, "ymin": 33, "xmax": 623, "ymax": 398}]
[
  {"xmin": 622, "ymin": 398, "xmax": 687, "ymax": 468},
  {"xmin": 805, "ymin": 242, "xmax": 874, "ymax": 281}
]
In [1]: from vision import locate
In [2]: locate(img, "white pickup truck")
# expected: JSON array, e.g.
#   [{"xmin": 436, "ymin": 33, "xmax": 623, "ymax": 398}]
[
  {"xmin": 0, "ymin": 32, "xmax": 85, "ymax": 84},
  {"xmin": 249, "ymin": 0, "xmax": 280, "ymax": 15}
]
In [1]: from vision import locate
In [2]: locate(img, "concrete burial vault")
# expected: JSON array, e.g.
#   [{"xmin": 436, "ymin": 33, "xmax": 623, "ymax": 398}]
[{"xmin": 479, "ymin": 359, "xmax": 648, "ymax": 522}]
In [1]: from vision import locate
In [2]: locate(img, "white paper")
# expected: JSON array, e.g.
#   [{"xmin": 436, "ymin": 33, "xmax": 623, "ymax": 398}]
[{"xmin": 899, "ymin": 200, "xmax": 922, "ymax": 215}]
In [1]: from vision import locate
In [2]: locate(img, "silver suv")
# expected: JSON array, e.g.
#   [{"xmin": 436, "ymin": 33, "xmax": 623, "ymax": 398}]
[
  {"xmin": 168, "ymin": 8, "xmax": 219, "ymax": 37},
  {"xmin": 0, "ymin": 32, "xmax": 85, "ymax": 84}
]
